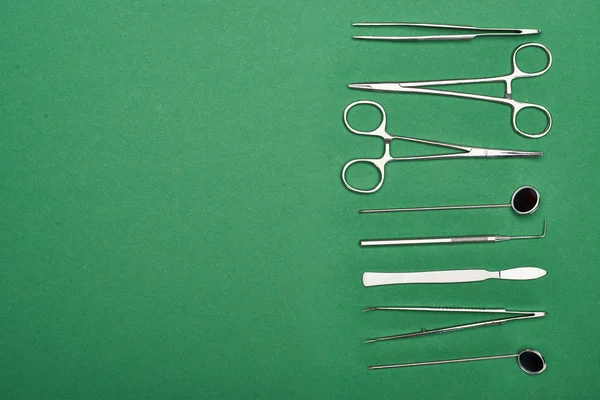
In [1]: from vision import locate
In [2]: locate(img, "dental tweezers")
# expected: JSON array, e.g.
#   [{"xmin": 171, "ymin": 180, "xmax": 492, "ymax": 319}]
[
  {"xmin": 364, "ymin": 307, "xmax": 546, "ymax": 343},
  {"xmin": 353, "ymin": 22, "xmax": 541, "ymax": 41}
]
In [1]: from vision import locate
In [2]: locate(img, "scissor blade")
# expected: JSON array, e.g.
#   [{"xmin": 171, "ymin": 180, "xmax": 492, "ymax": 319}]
[{"xmin": 348, "ymin": 83, "xmax": 404, "ymax": 92}]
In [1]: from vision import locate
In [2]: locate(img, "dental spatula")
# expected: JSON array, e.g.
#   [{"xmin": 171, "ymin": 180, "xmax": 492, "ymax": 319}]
[{"xmin": 362, "ymin": 267, "xmax": 546, "ymax": 287}]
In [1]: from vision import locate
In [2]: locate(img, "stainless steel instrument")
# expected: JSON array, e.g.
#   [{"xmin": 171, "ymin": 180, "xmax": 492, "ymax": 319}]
[
  {"xmin": 348, "ymin": 43, "xmax": 553, "ymax": 138},
  {"xmin": 363, "ymin": 306, "xmax": 546, "ymax": 343},
  {"xmin": 352, "ymin": 22, "xmax": 540, "ymax": 41},
  {"xmin": 360, "ymin": 186, "xmax": 540, "ymax": 215},
  {"xmin": 360, "ymin": 220, "xmax": 546, "ymax": 247},
  {"xmin": 362, "ymin": 267, "xmax": 546, "ymax": 286},
  {"xmin": 342, "ymin": 101, "xmax": 542, "ymax": 194},
  {"xmin": 369, "ymin": 349, "xmax": 546, "ymax": 375}
]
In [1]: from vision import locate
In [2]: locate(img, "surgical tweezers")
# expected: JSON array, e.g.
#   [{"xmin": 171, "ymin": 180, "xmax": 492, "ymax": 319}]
[
  {"xmin": 352, "ymin": 22, "xmax": 541, "ymax": 41},
  {"xmin": 364, "ymin": 307, "xmax": 546, "ymax": 343}
]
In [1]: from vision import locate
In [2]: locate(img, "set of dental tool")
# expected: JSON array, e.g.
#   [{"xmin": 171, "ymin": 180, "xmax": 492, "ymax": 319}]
[{"xmin": 343, "ymin": 22, "xmax": 551, "ymax": 375}]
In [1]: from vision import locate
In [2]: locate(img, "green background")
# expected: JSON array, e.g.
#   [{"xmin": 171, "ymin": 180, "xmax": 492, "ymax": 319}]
[{"xmin": 2, "ymin": 1, "xmax": 599, "ymax": 398}]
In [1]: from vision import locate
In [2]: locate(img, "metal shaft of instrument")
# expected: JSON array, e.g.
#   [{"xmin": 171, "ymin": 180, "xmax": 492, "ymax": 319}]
[
  {"xmin": 365, "ymin": 317, "xmax": 494, "ymax": 342},
  {"xmin": 368, "ymin": 353, "xmax": 518, "ymax": 370},
  {"xmin": 364, "ymin": 310, "xmax": 543, "ymax": 343},
  {"xmin": 360, "ymin": 203, "xmax": 510, "ymax": 214},
  {"xmin": 360, "ymin": 220, "xmax": 546, "ymax": 247},
  {"xmin": 360, "ymin": 235, "xmax": 506, "ymax": 246},
  {"xmin": 352, "ymin": 23, "xmax": 540, "ymax": 41}
]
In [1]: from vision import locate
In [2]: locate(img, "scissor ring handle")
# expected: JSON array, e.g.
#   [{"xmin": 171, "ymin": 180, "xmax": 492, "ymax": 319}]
[
  {"xmin": 341, "ymin": 158, "xmax": 386, "ymax": 194},
  {"xmin": 512, "ymin": 102, "xmax": 552, "ymax": 139},
  {"xmin": 512, "ymin": 43, "xmax": 553, "ymax": 77},
  {"xmin": 343, "ymin": 100, "xmax": 388, "ymax": 136}
]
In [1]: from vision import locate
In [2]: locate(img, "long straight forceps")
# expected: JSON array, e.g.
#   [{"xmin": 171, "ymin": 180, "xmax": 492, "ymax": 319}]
[
  {"xmin": 352, "ymin": 22, "xmax": 540, "ymax": 41},
  {"xmin": 364, "ymin": 307, "xmax": 546, "ymax": 343},
  {"xmin": 342, "ymin": 100, "xmax": 542, "ymax": 194},
  {"xmin": 348, "ymin": 43, "xmax": 553, "ymax": 138}
]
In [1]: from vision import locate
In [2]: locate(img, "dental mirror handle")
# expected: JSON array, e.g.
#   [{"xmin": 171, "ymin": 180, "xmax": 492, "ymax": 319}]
[
  {"xmin": 369, "ymin": 349, "xmax": 546, "ymax": 375},
  {"xmin": 360, "ymin": 204, "xmax": 509, "ymax": 213},
  {"xmin": 360, "ymin": 186, "xmax": 540, "ymax": 216},
  {"xmin": 369, "ymin": 353, "xmax": 518, "ymax": 370}
]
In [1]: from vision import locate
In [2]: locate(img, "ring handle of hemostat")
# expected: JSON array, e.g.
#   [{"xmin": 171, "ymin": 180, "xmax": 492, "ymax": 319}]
[
  {"xmin": 343, "ymin": 100, "xmax": 389, "ymax": 136},
  {"xmin": 511, "ymin": 43, "xmax": 553, "ymax": 78},
  {"xmin": 342, "ymin": 158, "xmax": 387, "ymax": 194},
  {"xmin": 511, "ymin": 102, "xmax": 552, "ymax": 139},
  {"xmin": 342, "ymin": 101, "xmax": 391, "ymax": 194},
  {"xmin": 509, "ymin": 43, "xmax": 553, "ymax": 139}
]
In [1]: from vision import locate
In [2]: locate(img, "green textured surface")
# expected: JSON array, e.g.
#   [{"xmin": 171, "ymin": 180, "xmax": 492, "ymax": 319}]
[{"xmin": 1, "ymin": 1, "xmax": 599, "ymax": 398}]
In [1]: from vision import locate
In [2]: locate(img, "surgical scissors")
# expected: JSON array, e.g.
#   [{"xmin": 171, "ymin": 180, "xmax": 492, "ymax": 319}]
[
  {"xmin": 342, "ymin": 100, "xmax": 542, "ymax": 194},
  {"xmin": 348, "ymin": 43, "xmax": 553, "ymax": 138}
]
